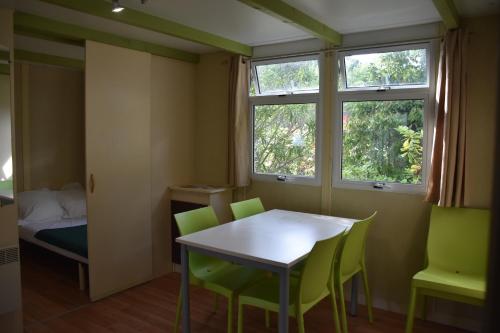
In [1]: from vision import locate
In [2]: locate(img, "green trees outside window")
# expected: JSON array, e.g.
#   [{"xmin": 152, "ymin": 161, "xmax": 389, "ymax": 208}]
[
  {"xmin": 254, "ymin": 103, "xmax": 316, "ymax": 177},
  {"xmin": 339, "ymin": 47, "xmax": 427, "ymax": 185},
  {"xmin": 250, "ymin": 46, "xmax": 429, "ymax": 185},
  {"xmin": 342, "ymin": 100, "xmax": 424, "ymax": 184},
  {"xmin": 251, "ymin": 57, "xmax": 319, "ymax": 179}
]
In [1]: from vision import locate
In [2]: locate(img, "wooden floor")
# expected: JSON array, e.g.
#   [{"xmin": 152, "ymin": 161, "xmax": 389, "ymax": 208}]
[{"xmin": 21, "ymin": 245, "xmax": 471, "ymax": 333}]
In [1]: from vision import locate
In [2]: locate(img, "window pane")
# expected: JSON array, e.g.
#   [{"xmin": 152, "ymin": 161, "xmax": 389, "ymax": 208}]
[
  {"xmin": 254, "ymin": 103, "xmax": 316, "ymax": 177},
  {"xmin": 254, "ymin": 59, "xmax": 319, "ymax": 95},
  {"xmin": 344, "ymin": 48, "xmax": 427, "ymax": 89},
  {"xmin": 342, "ymin": 100, "xmax": 424, "ymax": 184}
]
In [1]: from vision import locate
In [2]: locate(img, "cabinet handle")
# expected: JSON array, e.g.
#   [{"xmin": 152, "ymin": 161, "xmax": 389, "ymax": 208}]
[{"xmin": 89, "ymin": 174, "xmax": 95, "ymax": 193}]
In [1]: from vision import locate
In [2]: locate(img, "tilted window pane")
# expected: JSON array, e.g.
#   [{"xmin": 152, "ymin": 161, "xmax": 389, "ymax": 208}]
[
  {"xmin": 344, "ymin": 49, "xmax": 427, "ymax": 89},
  {"xmin": 255, "ymin": 60, "xmax": 319, "ymax": 95},
  {"xmin": 254, "ymin": 103, "xmax": 316, "ymax": 177},
  {"xmin": 342, "ymin": 100, "xmax": 424, "ymax": 184}
]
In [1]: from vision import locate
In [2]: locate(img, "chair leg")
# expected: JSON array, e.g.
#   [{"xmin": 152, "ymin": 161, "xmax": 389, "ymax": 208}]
[
  {"xmin": 237, "ymin": 302, "xmax": 244, "ymax": 333},
  {"xmin": 297, "ymin": 312, "xmax": 305, "ymax": 333},
  {"xmin": 329, "ymin": 282, "xmax": 341, "ymax": 333},
  {"xmin": 227, "ymin": 296, "xmax": 234, "ymax": 333},
  {"xmin": 361, "ymin": 268, "xmax": 373, "ymax": 323},
  {"xmin": 337, "ymin": 280, "xmax": 348, "ymax": 333},
  {"xmin": 174, "ymin": 289, "xmax": 182, "ymax": 333},
  {"xmin": 265, "ymin": 310, "xmax": 270, "ymax": 328},
  {"xmin": 405, "ymin": 286, "xmax": 418, "ymax": 333},
  {"xmin": 421, "ymin": 295, "xmax": 427, "ymax": 321}
]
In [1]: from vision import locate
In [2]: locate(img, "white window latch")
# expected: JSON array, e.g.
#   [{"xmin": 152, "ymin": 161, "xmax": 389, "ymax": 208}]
[
  {"xmin": 277, "ymin": 175, "xmax": 287, "ymax": 182},
  {"xmin": 373, "ymin": 182, "xmax": 391, "ymax": 190}
]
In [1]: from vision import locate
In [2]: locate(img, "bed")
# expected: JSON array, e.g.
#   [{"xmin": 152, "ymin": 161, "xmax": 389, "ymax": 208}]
[
  {"xmin": 18, "ymin": 218, "xmax": 88, "ymax": 263},
  {"xmin": 17, "ymin": 186, "xmax": 89, "ymax": 290}
]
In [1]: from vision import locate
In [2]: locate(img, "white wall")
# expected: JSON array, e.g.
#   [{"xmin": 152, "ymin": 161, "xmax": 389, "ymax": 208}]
[{"xmin": 151, "ymin": 54, "xmax": 197, "ymax": 276}]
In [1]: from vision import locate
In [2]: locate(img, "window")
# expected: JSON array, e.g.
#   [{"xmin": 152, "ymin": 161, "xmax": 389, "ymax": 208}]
[
  {"xmin": 334, "ymin": 43, "xmax": 434, "ymax": 193},
  {"xmin": 250, "ymin": 55, "xmax": 321, "ymax": 185}
]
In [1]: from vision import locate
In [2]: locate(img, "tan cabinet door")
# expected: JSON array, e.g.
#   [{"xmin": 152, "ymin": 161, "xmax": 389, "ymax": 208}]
[{"xmin": 85, "ymin": 41, "xmax": 152, "ymax": 301}]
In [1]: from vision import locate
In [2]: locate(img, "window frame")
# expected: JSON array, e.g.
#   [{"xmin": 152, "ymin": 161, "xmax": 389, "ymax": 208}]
[
  {"xmin": 251, "ymin": 55, "xmax": 321, "ymax": 96},
  {"xmin": 332, "ymin": 42, "xmax": 436, "ymax": 194},
  {"xmin": 249, "ymin": 54, "xmax": 323, "ymax": 186},
  {"xmin": 338, "ymin": 42, "xmax": 432, "ymax": 92}
]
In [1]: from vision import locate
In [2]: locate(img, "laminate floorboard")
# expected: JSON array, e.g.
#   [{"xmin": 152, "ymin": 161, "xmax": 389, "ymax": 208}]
[{"xmin": 20, "ymin": 245, "xmax": 472, "ymax": 332}]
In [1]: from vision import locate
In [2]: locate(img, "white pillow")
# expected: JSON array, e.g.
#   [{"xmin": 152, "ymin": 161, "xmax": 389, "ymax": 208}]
[
  {"xmin": 57, "ymin": 188, "xmax": 87, "ymax": 219},
  {"xmin": 18, "ymin": 190, "xmax": 64, "ymax": 222}
]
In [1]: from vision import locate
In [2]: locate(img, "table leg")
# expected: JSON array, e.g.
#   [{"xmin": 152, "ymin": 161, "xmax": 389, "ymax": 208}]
[
  {"xmin": 181, "ymin": 244, "xmax": 191, "ymax": 333},
  {"xmin": 350, "ymin": 273, "xmax": 358, "ymax": 316},
  {"xmin": 279, "ymin": 267, "xmax": 289, "ymax": 333}
]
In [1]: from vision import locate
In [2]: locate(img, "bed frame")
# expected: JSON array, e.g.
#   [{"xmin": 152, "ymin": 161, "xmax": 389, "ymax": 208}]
[{"xmin": 19, "ymin": 236, "xmax": 88, "ymax": 291}]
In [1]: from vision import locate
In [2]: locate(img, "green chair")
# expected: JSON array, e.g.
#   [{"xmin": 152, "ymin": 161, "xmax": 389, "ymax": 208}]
[
  {"xmin": 405, "ymin": 205, "xmax": 490, "ymax": 333},
  {"xmin": 174, "ymin": 207, "xmax": 263, "ymax": 333},
  {"xmin": 334, "ymin": 212, "xmax": 376, "ymax": 333},
  {"xmin": 230, "ymin": 197, "xmax": 273, "ymax": 326},
  {"xmin": 230, "ymin": 197, "xmax": 265, "ymax": 220},
  {"xmin": 237, "ymin": 231, "xmax": 345, "ymax": 333}
]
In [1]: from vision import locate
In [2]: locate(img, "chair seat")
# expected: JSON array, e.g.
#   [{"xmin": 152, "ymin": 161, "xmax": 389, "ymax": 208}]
[
  {"xmin": 238, "ymin": 276, "xmax": 329, "ymax": 315},
  {"xmin": 196, "ymin": 264, "xmax": 264, "ymax": 296},
  {"xmin": 413, "ymin": 267, "xmax": 485, "ymax": 300}
]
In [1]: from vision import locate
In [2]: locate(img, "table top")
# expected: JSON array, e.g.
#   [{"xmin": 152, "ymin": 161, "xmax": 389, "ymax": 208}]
[{"xmin": 176, "ymin": 209, "xmax": 357, "ymax": 268}]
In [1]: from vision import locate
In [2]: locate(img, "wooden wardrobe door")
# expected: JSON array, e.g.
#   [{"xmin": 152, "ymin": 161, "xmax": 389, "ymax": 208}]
[{"xmin": 85, "ymin": 41, "xmax": 152, "ymax": 301}]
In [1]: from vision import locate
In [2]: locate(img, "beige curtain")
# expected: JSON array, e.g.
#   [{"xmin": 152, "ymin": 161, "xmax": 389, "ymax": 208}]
[
  {"xmin": 227, "ymin": 55, "xmax": 251, "ymax": 187},
  {"xmin": 425, "ymin": 29, "xmax": 468, "ymax": 207}
]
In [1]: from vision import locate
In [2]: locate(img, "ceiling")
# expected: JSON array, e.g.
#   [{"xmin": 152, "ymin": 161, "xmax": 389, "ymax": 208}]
[{"xmin": 0, "ymin": 0, "xmax": 498, "ymax": 57}]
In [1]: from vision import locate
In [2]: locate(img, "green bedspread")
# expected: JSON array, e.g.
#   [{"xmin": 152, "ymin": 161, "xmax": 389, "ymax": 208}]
[{"xmin": 35, "ymin": 225, "xmax": 88, "ymax": 258}]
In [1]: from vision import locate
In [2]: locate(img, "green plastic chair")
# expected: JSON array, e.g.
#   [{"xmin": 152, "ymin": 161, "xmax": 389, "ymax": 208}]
[
  {"xmin": 237, "ymin": 231, "xmax": 345, "ymax": 333},
  {"xmin": 174, "ymin": 207, "xmax": 263, "ymax": 333},
  {"xmin": 230, "ymin": 198, "xmax": 265, "ymax": 220},
  {"xmin": 230, "ymin": 197, "xmax": 273, "ymax": 326},
  {"xmin": 405, "ymin": 205, "xmax": 490, "ymax": 333},
  {"xmin": 334, "ymin": 212, "xmax": 376, "ymax": 333}
]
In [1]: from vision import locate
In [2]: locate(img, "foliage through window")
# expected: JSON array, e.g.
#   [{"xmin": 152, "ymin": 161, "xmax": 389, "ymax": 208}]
[
  {"xmin": 335, "ymin": 43, "xmax": 433, "ymax": 192},
  {"xmin": 250, "ymin": 56, "xmax": 320, "ymax": 184},
  {"xmin": 343, "ymin": 49, "xmax": 428, "ymax": 89}
]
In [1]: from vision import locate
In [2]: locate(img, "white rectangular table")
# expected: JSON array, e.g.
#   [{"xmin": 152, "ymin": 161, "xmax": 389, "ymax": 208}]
[{"xmin": 176, "ymin": 209, "xmax": 358, "ymax": 333}]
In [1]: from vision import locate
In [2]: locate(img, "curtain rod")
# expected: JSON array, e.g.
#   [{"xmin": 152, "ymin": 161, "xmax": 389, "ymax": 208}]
[{"xmin": 250, "ymin": 36, "xmax": 443, "ymax": 62}]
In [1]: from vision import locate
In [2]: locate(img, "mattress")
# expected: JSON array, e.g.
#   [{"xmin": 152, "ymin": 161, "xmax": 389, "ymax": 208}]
[
  {"xmin": 18, "ymin": 218, "xmax": 88, "ymax": 264},
  {"xmin": 35, "ymin": 225, "xmax": 87, "ymax": 258}
]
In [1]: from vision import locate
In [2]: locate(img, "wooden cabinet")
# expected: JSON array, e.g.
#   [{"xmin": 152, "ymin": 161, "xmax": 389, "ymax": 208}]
[
  {"xmin": 170, "ymin": 186, "xmax": 232, "ymax": 265},
  {"xmin": 85, "ymin": 41, "xmax": 152, "ymax": 301}
]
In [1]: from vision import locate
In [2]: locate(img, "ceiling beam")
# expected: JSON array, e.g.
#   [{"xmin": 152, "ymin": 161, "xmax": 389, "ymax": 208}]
[
  {"xmin": 432, "ymin": 0, "xmax": 459, "ymax": 29},
  {"xmin": 16, "ymin": 29, "xmax": 84, "ymax": 47},
  {"xmin": 15, "ymin": 49, "xmax": 85, "ymax": 70},
  {"xmin": 39, "ymin": 0, "xmax": 253, "ymax": 56},
  {"xmin": 238, "ymin": 0, "xmax": 342, "ymax": 45},
  {"xmin": 14, "ymin": 12, "xmax": 199, "ymax": 63}
]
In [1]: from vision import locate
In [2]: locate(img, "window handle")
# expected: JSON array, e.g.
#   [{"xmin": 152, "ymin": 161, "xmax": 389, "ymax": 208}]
[
  {"xmin": 376, "ymin": 86, "xmax": 391, "ymax": 92},
  {"xmin": 373, "ymin": 182, "xmax": 391, "ymax": 190}
]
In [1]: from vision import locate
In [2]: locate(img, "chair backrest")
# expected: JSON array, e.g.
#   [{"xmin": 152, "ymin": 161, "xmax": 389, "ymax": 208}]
[
  {"xmin": 337, "ymin": 212, "xmax": 377, "ymax": 279},
  {"xmin": 298, "ymin": 231, "xmax": 345, "ymax": 304},
  {"xmin": 230, "ymin": 198, "xmax": 265, "ymax": 220},
  {"xmin": 174, "ymin": 207, "xmax": 221, "ymax": 274},
  {"xmin": 427, "ymin": 205, "xmax": 490, "ymax": 276}
]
